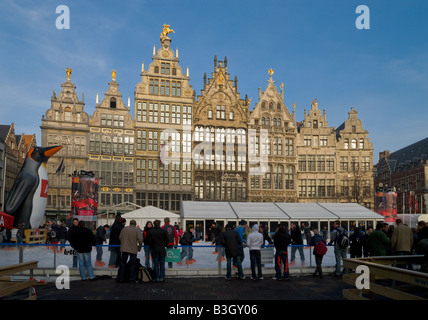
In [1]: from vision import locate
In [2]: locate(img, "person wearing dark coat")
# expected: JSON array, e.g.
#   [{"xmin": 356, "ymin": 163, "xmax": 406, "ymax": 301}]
[
  {"xmin": 146, "ymin": 219, "xmax": 169, "ymax": 282},
  {"xmin": 95, "ymin": 224, "xmax": 109, "ymax": 267},
  {"xmin": 220, "ymin": 224, "xmax": 244, "ymax": 280},
  {"xmin": 349, "ymin": 227, "xmax": 364, "ymax": 259},
  {"xmin": 67, "ymin": 218, "xmax": 79, "ymax": 267},
  {"xmin": 416, "ymin": 221, "xmax": 428, "ymax": 248},
  {"xmin": 273, "ymin": 224, "xmax": 291, "ymax": 280},
  {"xmin": 178, "ymin": 226, "xmax": 195, "ymax": 265},
  {"xmin": 108, "ymin": 217, "xmax": 126, "ymax": 268},
  {"xmin": 69, "ymin": 220, "xmax": 96, "ymax": 280},
  {"xmin": 289, "ymin": 222, "xmax": 305, "ymax": 266}
]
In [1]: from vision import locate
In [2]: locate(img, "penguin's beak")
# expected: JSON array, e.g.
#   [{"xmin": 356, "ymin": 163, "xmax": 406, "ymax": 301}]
[{"xmin": 43, "ymin": 145, "xmax": 63, "ymax": 158}]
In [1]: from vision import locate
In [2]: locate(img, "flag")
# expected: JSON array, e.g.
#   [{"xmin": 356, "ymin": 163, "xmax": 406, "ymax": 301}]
[
  {"xmin": 55, "ymin": 159, "xmax": 64, "ymax": 174},
  {"xmin": 415, "ymin": 197, "xmax": 418, "ymax": 213}
]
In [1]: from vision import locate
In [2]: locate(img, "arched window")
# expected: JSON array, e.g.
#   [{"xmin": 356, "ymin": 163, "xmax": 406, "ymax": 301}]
[
  {"xmin": 110, "ymin": 97, "xmax": 117, "ymax": 109},
  {"xmin": 261, "ymin": 117, "xmax": 265, "ymax": 126},
  {"xmin": 64, "ymin": 107, "xmax": 71, "ymax": 121},
  {"xmin": 273, "ymin": 118, "xmax": 277, "ymax": 126},
  {"xmin": 351, "ymin": 139, "xmax": 357, "ymax": 149},
  {"xmin": 261, "ymin": 102, "xmax": 266, "ymax": 109},
  {"xmin": 266, "ymin": 117, "xmax": 270, "ymax": 126},
  {"xmin": 277, "ymin": 118, "xmax": 281, "ymax": 126}
]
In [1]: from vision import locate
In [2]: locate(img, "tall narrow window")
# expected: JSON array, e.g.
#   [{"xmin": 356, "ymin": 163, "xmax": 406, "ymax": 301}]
[{"xmin": 110, "ymin": 98, "xmax": 116, "ymax": 108}]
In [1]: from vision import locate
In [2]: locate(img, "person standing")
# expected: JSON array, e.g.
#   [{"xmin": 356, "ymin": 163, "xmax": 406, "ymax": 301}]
[
  {"xmin": 272, "ymin": 224, "xmax": 291, "ymax": 280},
  {"xmin": 69, "ymin": 220, "xmax": 96, "ymax": 281},
  {"xmin": 328, "ymin": 220, "xmax": 348, "ymax": 277},
  {"xmin": 16, "ymin": 222, "xmax": 25, "ymax": 244},
  {"xmin": 108, "ymin": 216, "xmax": 126, "ymax": 268},
  {"xmin": 391, "ymin": 219, "xmax": 414, "ymax": 269},
  {"xmin": 290, "ymin": 222, "xmax": 305, "ymax": 266},
  {"xmin": 220, "ymin": 224, "xmax": 245, "ymax": 280},
  {"xmin": 146, "ymin": 219, "xmax": 169, "ymax": 282},
  {"xmin": 143, "ymin": 221, "xmax": 153, "ymax": 268},
  {"xmin": 246, "ymin": 224, "xmax": 264, "ymax": 280},
  {"xmin": 362, "ymin": 226, "xmax": 373, "ymax": 257},
  {"xmin": 368, "ymin": 222, "xmax": 390, "ymax": 256},
  {"xmin": 117, "ymin": 220, "xmax": 143, "ymax": 283},
  {"xmin": 67, "ymin": 218, "xmax": 79, "ymax": 268},
  {"xmin": 234, "ymin": 220, "xmax": 247, "ymax": 267},
  {"xmin": 349, "ymin": 227, "xmax": 364, "ymax": 259},
  {"xmin": 162, "ymin": 217, "xmax": 179, "ymax": 269},
  {"xmin": 95, "ymin": 224, "xmax": 109, "ymax": 267},
  {"xmin": 310, "ymin": 229, "xmax": 326, "ymax": 278}
]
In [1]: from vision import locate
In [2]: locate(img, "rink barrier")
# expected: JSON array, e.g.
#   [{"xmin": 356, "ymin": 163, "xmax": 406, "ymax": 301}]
[
  {"xmin": 342, "ymin": 256, "xmax": 427, "ymax": 300},
  {"xmin": 0, "ymin": 243, "xmax": 339, "ymax": 278}
]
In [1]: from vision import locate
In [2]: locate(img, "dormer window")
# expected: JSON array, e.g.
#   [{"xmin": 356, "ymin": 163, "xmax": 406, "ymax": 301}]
[
  {"xmin": 313, "ymin": 120, "xmax": 318, "ymax": 129},
  {"xmin": 110, "ymin": 97, "xmax": 117, "ymax": 109}
]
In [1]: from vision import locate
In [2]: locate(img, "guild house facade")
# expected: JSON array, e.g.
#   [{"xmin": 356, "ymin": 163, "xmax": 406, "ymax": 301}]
[{"xmin": 40, "ymin": 25, "xmax": 374, "ymax": 216}]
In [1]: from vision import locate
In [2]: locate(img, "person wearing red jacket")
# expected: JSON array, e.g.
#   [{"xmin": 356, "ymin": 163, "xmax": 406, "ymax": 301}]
[{"xmin": 162, "ymin": 217, "xmax": 178, "ymax": 268}]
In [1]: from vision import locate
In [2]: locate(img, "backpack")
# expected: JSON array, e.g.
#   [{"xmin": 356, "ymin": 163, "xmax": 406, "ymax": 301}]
[
  {"xmin": 336, "ymin": 229, "xmax": 349, "ymax": 249},
  {"xmin": 314, "ymin": 241, "xmax": 327, "ymax": 256}
]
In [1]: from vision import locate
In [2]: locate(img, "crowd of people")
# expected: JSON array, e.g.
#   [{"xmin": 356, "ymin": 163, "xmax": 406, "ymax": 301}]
[{"xmin": 5, "ymin": 215, "xmax": 428, "ymax": 283}]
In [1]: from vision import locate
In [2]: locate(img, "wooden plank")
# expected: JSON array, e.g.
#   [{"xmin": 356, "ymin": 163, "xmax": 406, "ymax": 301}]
[
  {"xmin": 0, "ymin": 279, "xmax": 38, "ymax": 298},
  {"xmin": 368, "ymin": 282, "xmax": 427, "ymax": 300},
  {"xmin": 342, "ymin": 289, "xmax": 369, "ymax": 300},
  {"xmin": 0, "ymin": 261, "xmax": 38, "ymax": 277}
]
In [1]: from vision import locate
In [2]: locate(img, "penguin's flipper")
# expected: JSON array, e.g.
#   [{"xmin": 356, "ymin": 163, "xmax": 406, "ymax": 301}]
[{"xmin": 4, "ymin": 171, "xmax": 38, "ymax": 214}]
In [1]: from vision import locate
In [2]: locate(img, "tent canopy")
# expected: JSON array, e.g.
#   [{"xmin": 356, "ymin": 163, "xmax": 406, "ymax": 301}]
[
  {"xmin": 180, "ymin": 201, "xmax": 384, "ymax": 222},
  {"xmin": 121, "ymin": 206, "xmax": 179, "ymax": 227}
]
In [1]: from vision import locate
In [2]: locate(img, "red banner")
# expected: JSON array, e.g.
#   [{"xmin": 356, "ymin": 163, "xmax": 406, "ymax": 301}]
[{"xmin": 0, "ymin": 211, "xmax": 15, "ymax": 230}]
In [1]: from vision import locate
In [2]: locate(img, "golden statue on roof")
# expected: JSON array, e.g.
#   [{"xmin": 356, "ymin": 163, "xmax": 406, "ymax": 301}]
[
  {"xmin": 268, "ymin": 68, "xmax": 274, "ymax": 77},
  {"xmin": 160, "ymin": 24, "xmax": 175, "ymax": 43},
  {"xmin": 66, "ymin": 67, "xmax": 72, "ymax": 81},
  {"xmin": 112, "ymin": 69, "xmax": 116, "ymax": 81}
]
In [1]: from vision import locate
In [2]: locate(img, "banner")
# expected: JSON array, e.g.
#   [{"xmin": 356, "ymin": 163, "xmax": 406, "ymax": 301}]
[
  {"xmin": 165, "ymin": 248, "xmax": 181, "ymax": 262},
  {"xmin": 0, "ymin": 211, "xmax": 15, "ymax": 230},
  {"xmin": 71, "ymin": 173, "xmax": 98, "ymax": 229}
]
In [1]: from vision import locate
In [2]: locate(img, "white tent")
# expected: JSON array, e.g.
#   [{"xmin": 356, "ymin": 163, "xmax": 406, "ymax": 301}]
[
  {"xmin": 97, "ymin": 205, "xmax": 179, "ymax": 229},
  {"xmin": 121, "ymin": 206, "xmax": 179, "ymax": 228}
]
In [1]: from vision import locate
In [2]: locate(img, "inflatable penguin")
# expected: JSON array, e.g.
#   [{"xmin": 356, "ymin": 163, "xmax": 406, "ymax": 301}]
[{"xmin": 4, "ymin": 145, "xmax": 62, "ymax": 229}]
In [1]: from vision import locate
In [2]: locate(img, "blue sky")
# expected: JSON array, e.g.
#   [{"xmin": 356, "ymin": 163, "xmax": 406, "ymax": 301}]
[{"xmin": 0, "ymin": 0, "xmax": 427, "ymax": 163}]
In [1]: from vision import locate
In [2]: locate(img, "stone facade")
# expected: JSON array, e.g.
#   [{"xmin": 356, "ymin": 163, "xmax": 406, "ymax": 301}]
[
  {"xmin": 88, "ymin": 72, "xmax": 135, "ymax": 208},
  {"xmin": 133, "ymin": 37, "xmax": 194, "ymax": 212},
  {"xmin": 193, "ymin": 57, "xmax": 249, "ymax": 201},
  {"xmin": 247, "ymin": 71, "xmax": 297, "ymax": 202},
  {"xmin": 296, "ymin": 102, "xmax": 373, "ymax": 208},
  {"xmin": 40, "ymin": 71, "xmax": 89, "ymax": 215},
  {"xmin": 38, "ymin": 26, "xmax": 374, "ymax": 215}
]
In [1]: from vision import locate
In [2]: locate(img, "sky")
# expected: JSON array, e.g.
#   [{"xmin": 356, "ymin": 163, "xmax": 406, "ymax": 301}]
[{"xmin": 0, "ymin": 0, "xmax": 427, "ymax": 163}]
